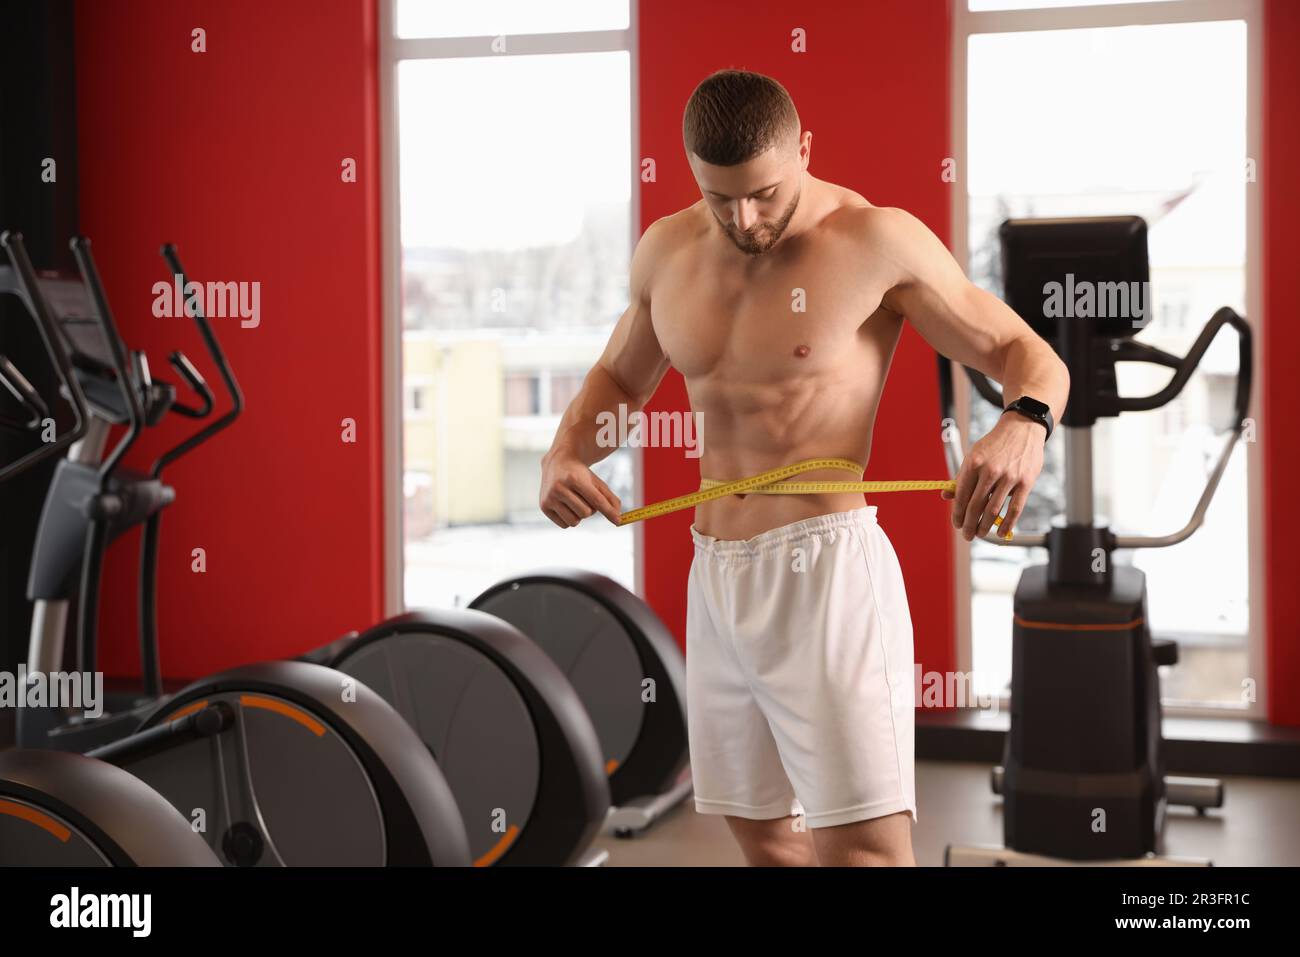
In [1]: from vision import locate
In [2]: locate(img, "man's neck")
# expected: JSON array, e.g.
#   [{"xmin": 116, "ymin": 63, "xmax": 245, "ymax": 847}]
[{"xmin": 779, "ymin": 172, "xmax": 820, "ymax": 242}]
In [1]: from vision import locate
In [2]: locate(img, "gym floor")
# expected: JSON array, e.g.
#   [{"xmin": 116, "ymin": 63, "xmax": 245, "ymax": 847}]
[{"xmin": 595, "ymin": 761, "xmax": 1300, "ymax": 867}]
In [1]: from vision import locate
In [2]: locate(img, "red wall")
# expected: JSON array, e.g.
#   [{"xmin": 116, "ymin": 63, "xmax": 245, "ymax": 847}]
[
  {"xmin": 74, "ymin": 0, "xmax": 385, "ymax": 677},
  {"xmin": 637, "ymin": 0, "xmax": 958, "ymax": 681},
  {"xmin": 1262, "ymin": 0, "xmax": 1300, "ymax": 725}
]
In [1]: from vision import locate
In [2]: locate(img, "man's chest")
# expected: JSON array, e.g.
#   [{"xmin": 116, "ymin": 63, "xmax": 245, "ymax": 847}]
[{"xmin": 650, "ymin": 248, "xmax": 894, "ymax": 381}]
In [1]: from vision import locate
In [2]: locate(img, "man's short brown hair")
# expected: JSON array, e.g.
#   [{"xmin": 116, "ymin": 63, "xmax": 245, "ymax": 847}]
[{"xmin": 682, "ymin": 69, "xmax": 800, "ymax": 166}]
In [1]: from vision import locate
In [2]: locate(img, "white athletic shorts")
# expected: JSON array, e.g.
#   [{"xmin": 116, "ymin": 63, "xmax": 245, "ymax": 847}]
[{"xmin": 686, "ymin": 506, "xmax": 917, "ymax": 828}]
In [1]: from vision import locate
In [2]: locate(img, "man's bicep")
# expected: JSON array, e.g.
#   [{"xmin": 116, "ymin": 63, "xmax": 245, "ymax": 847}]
[
  {"xmin": 597, "ymin": 295, "xmax": 670, "ymax": 406},
  {"xmin": 875, "ymin": 208, "xmax": 1011, "ymax": 378},
  {"xmin": 595, "ymin": 219, "xmax": 671, "ymax": 405}
]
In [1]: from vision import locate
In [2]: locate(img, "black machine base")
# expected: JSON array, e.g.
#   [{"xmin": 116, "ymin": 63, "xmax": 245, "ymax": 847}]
[{"xmin": 1003, "ymin": 561, "xmax": 1166, "ymax": 860}]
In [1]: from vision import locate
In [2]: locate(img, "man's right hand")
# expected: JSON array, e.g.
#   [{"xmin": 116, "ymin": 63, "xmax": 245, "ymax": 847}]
[{"xmin": 539, "ymin": 453, "xmax": 623, "ymax": 528}]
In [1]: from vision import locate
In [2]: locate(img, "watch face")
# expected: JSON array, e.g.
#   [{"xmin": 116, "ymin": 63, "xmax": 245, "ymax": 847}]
[{"xmin": 1017, "ymin": 397, "xmax": 1050, "ymax": 417}]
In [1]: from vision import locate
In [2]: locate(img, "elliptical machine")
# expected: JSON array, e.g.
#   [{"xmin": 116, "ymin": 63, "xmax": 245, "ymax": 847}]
[
  {"xmin": 0, "ymin": 230, "xmax": 219, "ymax": 865},
  {"xmin": 942, "ymin": 216, "xmax": 1252, "ymax": 866},
  {"xmin": 306, "ymin": 609, "xmax": 614, "ymax": 866},
  {"xmin": 56, "ymin": 245, "xmax": 613, "ymax": 867},
  {"xmin": 470, "ymin": 569, "xmax": 693, "ymax": 836},
  {"xmin": 91, "ymin": 257, "xmax": 691, "ymax": 862},
  {"xmin": 9, "ymin": 235, "xmax": 470, "ymax": 866},
  {"xmin": 305, "ymin": 567, "xmax": 694, "ymax": 864}
]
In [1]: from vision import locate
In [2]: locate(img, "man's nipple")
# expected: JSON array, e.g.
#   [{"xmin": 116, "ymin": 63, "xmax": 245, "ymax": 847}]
[{"xmin": 794, "ymin": 344, "xmax": 810, "ymax": 358}]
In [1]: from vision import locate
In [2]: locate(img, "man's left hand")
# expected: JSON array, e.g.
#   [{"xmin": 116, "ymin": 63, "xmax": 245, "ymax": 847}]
[{"xmin": 941, "ymin": 414, "xmax": 1045, "ymax": 541}]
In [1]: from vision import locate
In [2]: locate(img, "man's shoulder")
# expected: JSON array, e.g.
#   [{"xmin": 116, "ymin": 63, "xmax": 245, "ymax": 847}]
[
  {"xmin": 821, "ymin": 198, "xmax": 914, "ymax": 241},
  {"xmin": 820, "ymin": 203, "xmax": 945, "ymax": 277},
  {"xmin": 632, "ymin": 204, "xmax": 710, "ymax": 274},
  {"xmin": 643, "ymin": 203, "xmax": 711, "ymax": 247},
  {"xmin": 630, "ymin": 205, "xmax": 708, "ymax": 296}
]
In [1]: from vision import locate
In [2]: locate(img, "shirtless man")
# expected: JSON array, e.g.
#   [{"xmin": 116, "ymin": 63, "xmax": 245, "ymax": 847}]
[{"xmin": 539, "ymin": 69, "xmax": 1069, "ymax": 866}]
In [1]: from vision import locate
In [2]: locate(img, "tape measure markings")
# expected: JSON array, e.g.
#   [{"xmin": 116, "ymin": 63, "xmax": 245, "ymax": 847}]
[{"xmin": 615, "ymin": 457, "xmax": 1008, "ymax": 539}]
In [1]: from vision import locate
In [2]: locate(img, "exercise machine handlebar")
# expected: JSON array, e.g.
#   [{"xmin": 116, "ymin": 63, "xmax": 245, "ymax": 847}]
[
  {"xmin": 68, "ymin": 236, "xmax": 145, "ymax": 490},
  {"xmin": 936, "ymin": 305, "xmax": 1254, "ymax": 552},
  {"xmin": 1112, "ymin": 307, "xmax": 1252, "ymax": 418},
  {"xmin": 137, "ymin": 244, "xmax": 245, "ymax": 696},
  {"xmin": 0, "ymin": 352, "xmax": 49, "ymax": 430},
  {"xmin": 85, "ymin": 701, "xmax": 233, "ymax": 766},
  {"xmin": 936, "ymin": 352, "xmax": 1047, "ymax": 548},
  {"xmin": 166, "ymin": 350, "xmax": 214, "ymax": 418},
  {"xmin": 149, "ymin": 243, "xmax": 243, "ymax": 479},
  {"xmin": 0, "ymin": 231, "xmax": 89, "ymax": 481},
  {"xmin": 1112, "ymin": 308, "xmax": 1252, "ymax": 549}
]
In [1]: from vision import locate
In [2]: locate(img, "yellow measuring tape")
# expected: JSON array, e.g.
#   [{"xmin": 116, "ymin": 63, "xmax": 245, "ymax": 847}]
[{"xmin": 616, "ymin": 456, "xmax": 1008, "ymax": 538}]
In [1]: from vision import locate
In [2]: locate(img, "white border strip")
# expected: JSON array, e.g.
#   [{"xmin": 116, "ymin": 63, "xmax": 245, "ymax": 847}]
[
  {"xmin": 1243, "ymin": 0, "xmax": 1265, "ymax": 720},
  {"xmin": 395, "ymin": 29, "xmax": 630, "ymax": 60},
  {"xmin": 629, "ymin": 2, "xmax": 645, "ymax": 601},
  {"xmin": 965, "ymin": 0, "xmax": 1256, "ymax": 33},
  {"xmin": 380, "ymin": 0, "xmax": 404, "ymax": 615},
  {"xmin": 950, "ymin": 0, "xmax": 974, "ymax": 681}
]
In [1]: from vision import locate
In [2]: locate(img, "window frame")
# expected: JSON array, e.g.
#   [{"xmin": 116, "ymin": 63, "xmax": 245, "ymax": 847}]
[{"xmin": 951, "ymin": 0, "xmax": 1266, "ymax": 719}]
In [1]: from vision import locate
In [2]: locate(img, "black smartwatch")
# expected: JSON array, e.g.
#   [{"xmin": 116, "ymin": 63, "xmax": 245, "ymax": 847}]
[{"xmin": 1003, "ymin": 395, "xmax": 1053, "ymax": 442}]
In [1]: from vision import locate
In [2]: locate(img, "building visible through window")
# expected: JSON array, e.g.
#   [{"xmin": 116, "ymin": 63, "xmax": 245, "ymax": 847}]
[{"xmin": 394, "ymin": 10, "xmax": 634, "ymax": 609}]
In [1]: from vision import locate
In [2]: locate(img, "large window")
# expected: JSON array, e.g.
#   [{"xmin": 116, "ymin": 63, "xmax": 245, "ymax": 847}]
[
  {"xmin": 386, "ymin": 1, "xmax": 636, "ymax": 610},
  {"xmin": 954, "ymin": 0, "xmax": 1262, "ymax": 715}
]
